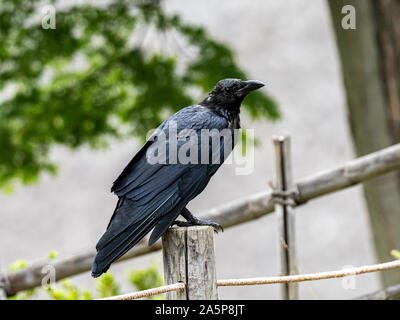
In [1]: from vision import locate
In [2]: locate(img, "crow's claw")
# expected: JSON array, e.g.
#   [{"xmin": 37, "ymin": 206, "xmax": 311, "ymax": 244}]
[{"xmin": 172, "ymin": 219, "xmax": 224, "ymax": 233}]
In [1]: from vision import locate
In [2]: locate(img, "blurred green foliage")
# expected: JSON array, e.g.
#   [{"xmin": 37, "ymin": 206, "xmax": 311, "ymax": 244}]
[
  {"xmin": 128, "ymin": 259, "xmax": 164, "ymax": 299},
  {"xmin": 96, "ymin": 272, "xmax": 120, "ymax": 299},
  {"xmin": 0, "ymin": 0, "xmax": 279, "ymax": 191},
  {"xmin": 46, "ymin": 279, "xmax": 93, "ymax": 300},
  {"xmin": 9, "ymin": 259, "xmax": 28, "ymax": 272},
  {"xmin": 391, "ymin": 249, "xmax": 400, "ymax": 260},
  {"xmin": 7, "ymin": 252, "xmax": 164, "ymax": 300}
]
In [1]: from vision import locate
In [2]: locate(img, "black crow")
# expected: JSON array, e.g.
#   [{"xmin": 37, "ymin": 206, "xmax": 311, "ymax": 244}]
[{"xmin": 91, "ymin": 78, "xmax": 265, "ymax": 277}]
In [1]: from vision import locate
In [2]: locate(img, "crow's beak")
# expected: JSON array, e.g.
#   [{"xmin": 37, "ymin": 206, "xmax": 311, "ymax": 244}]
[{"xmin": 238, "ymin": 80, "xmax": 265, "ymax": 96}]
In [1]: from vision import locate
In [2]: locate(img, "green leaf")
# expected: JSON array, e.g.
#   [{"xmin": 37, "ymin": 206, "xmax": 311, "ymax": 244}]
[
  {"xmin": 95, "ymin": 272, "xmax": 120, "ymax": 298},
  {"xmin": 127, "ymin": 260, "xmax": 164, "ymax": 300},
  {"xmin": 48, "ymin": 250, "xmax": 58, "ymax": 260},
  {"xmin": 9, "ymin": 259, "xmax": 28, "ymax": 272}
]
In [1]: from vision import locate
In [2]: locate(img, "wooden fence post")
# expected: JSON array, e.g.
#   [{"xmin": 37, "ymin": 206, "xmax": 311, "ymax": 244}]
[
  {"xmin": 273, "ymin": 135, "xmax": 299, "ymax": 300},
  {"xmin": 0, "ymin": 274, "xmax": 7, "ymax": 300},
  {"xmin": 162, "ymin": 226, "xmax": 218, "ymax": 300}
]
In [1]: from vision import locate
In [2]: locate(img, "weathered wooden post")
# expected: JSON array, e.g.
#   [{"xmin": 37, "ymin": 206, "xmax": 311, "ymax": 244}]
[
  {"xmin": 0, "ymin": 274, "xmax": 7, "ymax": 300},
  {"xmin": 273, "ymin": 135, "xmax": 299, "ymax": 300},
  {"xmin": 162, "ymin": 226, "xmax": 218, "ymax": 300}
]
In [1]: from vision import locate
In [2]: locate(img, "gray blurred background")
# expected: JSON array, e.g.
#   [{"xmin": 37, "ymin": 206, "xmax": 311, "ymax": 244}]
[{"xmin": 0, "ymin": 0, "xmax": 379, "ymax": 299}]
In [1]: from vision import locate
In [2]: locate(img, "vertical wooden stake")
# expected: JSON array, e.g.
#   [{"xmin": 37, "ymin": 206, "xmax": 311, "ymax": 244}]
[
  {"xmin": 0, "ymin": 274, "xmax": 7, "ymax": 300},
  {"xmin": 273, "ymin": 135, "xmax": 299, "ymax": 300},
  {"xmin": 162, "ymin": 226, "xmax": 218, "ymax": 300}
]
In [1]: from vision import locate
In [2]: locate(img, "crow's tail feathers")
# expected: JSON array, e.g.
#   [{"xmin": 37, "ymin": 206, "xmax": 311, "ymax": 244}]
[
  {"xmin": 91, "ymin": 211, "xmax": 159, "ymax": 278},
  {"xmin": 91, "ymin": 189, "xmax": 185, "ymax": 278}
]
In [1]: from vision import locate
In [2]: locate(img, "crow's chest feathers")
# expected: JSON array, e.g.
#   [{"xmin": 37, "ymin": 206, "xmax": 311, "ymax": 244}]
[
  {"xmin": 211, "ymin": 107, "xmax": 241, "ymax": 130},
  {"xmin": 228, "ymin": 116, "xmax": 240, "ymax": 130}
]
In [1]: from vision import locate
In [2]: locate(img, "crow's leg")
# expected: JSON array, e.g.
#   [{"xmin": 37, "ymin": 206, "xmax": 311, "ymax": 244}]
[{"xmin": 172, "ymin": 208, "xmax": 224, "ymax": 233}]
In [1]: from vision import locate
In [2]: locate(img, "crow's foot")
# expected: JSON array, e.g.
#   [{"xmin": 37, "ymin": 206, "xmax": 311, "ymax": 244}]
[
  {"xmin": 173, "ymin": 207, "xmax": 224, "ymax": 233},
  {"xmin": 172, "ymin": 218, "xmax": 224, "ymax": 233}
]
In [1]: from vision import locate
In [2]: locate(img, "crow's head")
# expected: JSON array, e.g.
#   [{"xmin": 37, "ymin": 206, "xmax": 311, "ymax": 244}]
[{"xmin": 201, "ymin": 78, "xmax": 265, "ymax": 110}]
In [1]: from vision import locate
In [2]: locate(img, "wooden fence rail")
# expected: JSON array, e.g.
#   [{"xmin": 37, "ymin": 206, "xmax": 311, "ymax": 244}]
[
  {"xmin": 2, "ymin": 143, "xmax": 400, "ymax": 297},
  {"xmin": 99, "ymin": 224, "xmax": 400, "ymax": 300}
]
